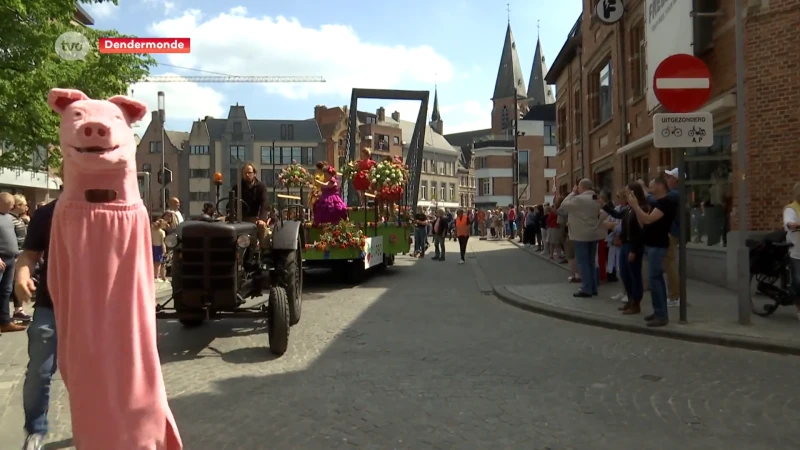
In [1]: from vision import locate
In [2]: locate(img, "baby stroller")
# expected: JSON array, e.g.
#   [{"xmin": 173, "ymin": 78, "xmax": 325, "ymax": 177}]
[{"xmin": 747, "ymin": 230, "xmax": 794, "ymax": 316}]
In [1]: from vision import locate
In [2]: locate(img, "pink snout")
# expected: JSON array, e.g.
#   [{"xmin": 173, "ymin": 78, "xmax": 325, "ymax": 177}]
[
  {"xmin": 73, "ymin": 122, "xmax": 116, "ymax": 152},
  {"xmin": 80, "ymin": 122, "xmax": 109, "ymax": 138}
]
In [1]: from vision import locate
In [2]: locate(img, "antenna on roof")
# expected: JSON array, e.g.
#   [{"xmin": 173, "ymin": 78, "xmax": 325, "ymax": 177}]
[{"xmin": 506, "ymin": 3, "xmax": 511, "ymax": 24}]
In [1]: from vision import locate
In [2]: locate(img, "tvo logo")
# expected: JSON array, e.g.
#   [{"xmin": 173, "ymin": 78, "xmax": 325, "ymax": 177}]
[{"xmin": 55, "ymin": 32, "xmax": 91, "ymax": 61}]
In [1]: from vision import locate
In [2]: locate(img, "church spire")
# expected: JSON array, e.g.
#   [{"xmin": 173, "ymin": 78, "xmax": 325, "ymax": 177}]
[
  {"xmin": 492, "ymin": 23, "xmax": 527, "ymax": 101},
  {"xmin": 526, "ymin": 37, "xmax": 555, "ymax": 105},
  {"xmin": 431, "ymin": 85, "xmax": 441, "ymax": 122}
]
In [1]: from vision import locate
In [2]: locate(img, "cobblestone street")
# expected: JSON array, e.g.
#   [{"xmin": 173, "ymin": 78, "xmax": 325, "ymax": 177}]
[{"xmin": 1, "ymin": 241, "xmax": 800, "ymax": 449}]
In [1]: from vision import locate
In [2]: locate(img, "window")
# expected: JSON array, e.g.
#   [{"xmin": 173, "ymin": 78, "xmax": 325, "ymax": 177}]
[
  {"xmin": 479, "ymin": 178, "xmax": 491, "ymax": 196},
  {"xmin": 449, "ymin": 184, "xmax": 455, "ymax": 202},
  {"xmin": 142, "ymin": 163, "xmax": 152, "ymax": 172},
  {"xmin": 475, "ymin": 157, "xmax": 486, "ymax": 169},
  {"xmin": 573, "ymin": 88, "xmax": 582, "ymax": 142},
  {"xmin": 437, "ymin": 161, "xmax": 444, "ymax": 175},
  {"xmin": 431, "ymin": 182, "xmax": 438, "ymax": 199},
  {"xmin": 304, "ymin": 147, "xmax": 315, "ymax": 165},
  {"xmin": 229, "ymin": 145, "xmax": 246, "ymax": 163},
  {"xmin": 189, "ymin": 169, "xmax": 210, "ymax": 178},
  {"xmin": 589, "ymin": 60, "xmax": 613, "ymax": 127},
  {"xmin": 149, "ymin": 141, "xmax": 161, "ymax": 153},
  {"xmin": 501, "ymin": 106, "xmax": 509, "ymax": 130},
  {"xmin": 190, "ymin": 191, "xmax": 211, "ymax": 201},
  {"xmin": 557, "ymin": 106, "xmax": 568, "ymax": 149},
  {"xmin": 518, "ymin": 150, "xmax": 529, "ymax": 187},
  {"xmin": 190, "ymin": 145, "xmax": 209, "ymax": 154},
  {"xmin": 440, "ymin": 186, "xmax": 445, "ymax": 201},
  {"xmin": 545, "ymin": 179, "xmax": 551, "ymax": 193},
  {"xmin": 422, "ymin": 160, "xmax": 428, "ymax": 173},
  {"xmin": 393, "ymin": 136, "xmax": 400, "ymax": 145},
  {"xmin": 420, "ymin": 181, "xmax": 427, "ymax": 200},
  {"xmin": 261, "ymin": 146, "xmax": 274, "ymax": 164},
  {"xmin": 686, "ymin": 127, "xmax": 732, "ymax": 248},
  {"xmin": 629, "ymin": 23, "xmax": 646, "ymax": 99},
  {"xmin": 280, "ymin": 124, "xmax": 295, "ymax": 140},
  {"xmin": 630, "ymin": 154, "xmax": 650, "ymax": 181},
  {"xmin": 288, "ymin": 147, "xmax": 302, "ymax": 164},
  {"xmin": 261, "ymin": 169, "xmax": 276, "ymax": 186},
  {"xmin": 280, "ymin": 147, "xmax": 292, "ymax": 164},
  {"xmin": 544, "ymin": 123, "xmax": 557, "ymax": 146}
]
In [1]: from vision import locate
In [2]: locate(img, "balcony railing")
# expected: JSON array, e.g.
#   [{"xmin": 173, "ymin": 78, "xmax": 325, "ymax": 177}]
[{"xmin": 473, "ymin": 139, "xmax": 514, "ymax": 150}]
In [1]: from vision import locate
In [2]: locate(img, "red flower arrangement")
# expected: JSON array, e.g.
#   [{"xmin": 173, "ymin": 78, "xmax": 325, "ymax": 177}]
[{"xmin": 308, "ymin": 220, "xmax": 366, "ymax": 252}]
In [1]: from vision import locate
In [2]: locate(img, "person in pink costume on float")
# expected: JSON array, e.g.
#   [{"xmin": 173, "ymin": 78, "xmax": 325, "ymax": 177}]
[{"xmin": 46, "ymin": 88, "xmax": 182, "ymax": 450}]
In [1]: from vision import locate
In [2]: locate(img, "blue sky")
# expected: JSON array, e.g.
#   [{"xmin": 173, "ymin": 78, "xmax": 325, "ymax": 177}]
[{"xmin": 83, "ymin": 0, "xmax": 582, "ymax": 136}]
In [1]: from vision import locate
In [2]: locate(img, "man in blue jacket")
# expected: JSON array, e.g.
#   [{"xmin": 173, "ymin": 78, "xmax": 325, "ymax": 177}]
[{"xmin": 645, "ymin": 168, "xmax": 681, "ymax": 307}]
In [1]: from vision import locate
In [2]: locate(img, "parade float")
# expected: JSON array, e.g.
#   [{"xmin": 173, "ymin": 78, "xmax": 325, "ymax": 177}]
[{"xmin": 296, "ymin": 155, "xmax": 413, "ymax": 281}]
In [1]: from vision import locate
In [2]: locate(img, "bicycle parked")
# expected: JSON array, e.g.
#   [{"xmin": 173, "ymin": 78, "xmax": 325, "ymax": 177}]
[{"xmin": 748, "ymin": 230, "xmax": 796, "ymax": 316}]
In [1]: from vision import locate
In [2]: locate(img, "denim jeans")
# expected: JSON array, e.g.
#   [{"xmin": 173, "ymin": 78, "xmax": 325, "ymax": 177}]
[
  {"xmin": 413, "ymin": 227, "xmax": 426, "ymax": 253},
  {"xmin": 619, "ymin": 243, "xmax": 644, "ymax": 302},
  {"xmin": 23, "ymin": 307, "xmax": 58, "ymax": 436},
  {"xmin": 574, "ymin": 241, "xmax": 598, "ymax": 294},
  {"xmin": 433, "ymin": 235, "xmax": 445, "ymax": 257},
  {"xmin": 645, "ymin": 246, "xmax": 668, "ymax": 320},
  {"xmin": 0, "ymin": 255, "xmax": 16, "ymax": 325}
]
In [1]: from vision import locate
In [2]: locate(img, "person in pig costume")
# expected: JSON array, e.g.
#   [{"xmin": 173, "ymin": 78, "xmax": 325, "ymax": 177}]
[{"xmin": 46, "ymin": 88, "xmax": 182, "ymax": 450}]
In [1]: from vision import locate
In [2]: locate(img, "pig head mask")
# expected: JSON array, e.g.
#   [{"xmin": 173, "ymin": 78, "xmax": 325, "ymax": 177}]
[{"xmin": 47, "ymin": 88, "xmax": 146, "ymax": 172}]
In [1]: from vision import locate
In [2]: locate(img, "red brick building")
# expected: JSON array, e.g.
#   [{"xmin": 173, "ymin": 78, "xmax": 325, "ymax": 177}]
[{"xmin": 545, "ymin": 0, "xmax": 800, "ymax": 287}]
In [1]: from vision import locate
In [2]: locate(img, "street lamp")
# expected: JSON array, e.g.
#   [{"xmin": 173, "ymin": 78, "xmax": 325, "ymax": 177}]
[{"xmin": 158, "ymin": 91, "xmax": 166, "ymax": 211}]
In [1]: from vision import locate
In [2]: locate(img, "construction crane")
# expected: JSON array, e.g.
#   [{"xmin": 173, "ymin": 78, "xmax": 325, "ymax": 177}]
[{"xmin": 140, "ymin": 75, "xmax": 325, "ymax": 83}]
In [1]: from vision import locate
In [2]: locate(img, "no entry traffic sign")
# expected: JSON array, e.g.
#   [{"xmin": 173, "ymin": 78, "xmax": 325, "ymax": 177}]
[{"xmin": 653, "ymin": 54, "xmax": 712, "ymax": 113}]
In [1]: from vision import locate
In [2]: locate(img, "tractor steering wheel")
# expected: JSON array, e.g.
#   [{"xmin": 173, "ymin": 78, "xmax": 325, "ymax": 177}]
[{"xmin": 216, "ymin": 197, "xmax": 251, "ymax": 221}]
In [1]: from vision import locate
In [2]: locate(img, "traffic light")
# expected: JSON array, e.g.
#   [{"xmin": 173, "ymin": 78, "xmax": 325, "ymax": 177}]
[{"xmin": 157, "ymin": 168, "xmax": 173, "ymax": 185}]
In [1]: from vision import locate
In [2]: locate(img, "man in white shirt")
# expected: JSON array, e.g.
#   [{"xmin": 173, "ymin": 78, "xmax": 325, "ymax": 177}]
[
  {"xmin": 782, "ymin": 182, "xmax": 800, "ymax": 320},
  {"xmin": 167, "ymin": 197, "xmax": 184, "ymax": 224}
]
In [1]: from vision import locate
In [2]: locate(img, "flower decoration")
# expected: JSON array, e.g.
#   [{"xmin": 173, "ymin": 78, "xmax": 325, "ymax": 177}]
[
  {"xmin": 369, "ymin": 159, "xmax": 408, "ymax": 202},
  {"xmin": 341, "ymin": 160, "xmax": 360, "ymax": 181},
  {"xmin": 278, "ymin": 163, "xmax": 311, "ymax": 188},
  {"xmin": 310, "ymin": 220, "xmax": 366, "ymax": 251}
]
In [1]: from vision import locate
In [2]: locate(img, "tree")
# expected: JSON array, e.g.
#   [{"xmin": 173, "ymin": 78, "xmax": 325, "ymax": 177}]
[{"xmin": 0, "ymin": 0, "xmax": 156, "ymax": 169}]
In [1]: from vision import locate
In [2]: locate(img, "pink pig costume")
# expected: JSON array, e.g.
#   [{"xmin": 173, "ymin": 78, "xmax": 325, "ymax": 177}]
[{"xmin": 46, "ymin": 88, "xmax": 182, "ymax": 450}]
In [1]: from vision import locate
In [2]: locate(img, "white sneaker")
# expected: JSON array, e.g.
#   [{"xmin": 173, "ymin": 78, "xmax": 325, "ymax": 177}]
[
  {"xmin": 611, "ymin": 292, "xmax": 624, "ymax": 300},
  {"xmin": 668, "ymin": 299, "xmax": 680, "ymax": 307},
  {"xmin": 459, "ymin": 260, "xmax": 465, "ymax": 264}
]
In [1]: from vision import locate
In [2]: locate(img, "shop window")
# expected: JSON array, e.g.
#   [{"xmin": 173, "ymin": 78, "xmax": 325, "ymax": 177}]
[{"xmin": 686, "ymin": 127, "xmax": 732, "ymax": 249}]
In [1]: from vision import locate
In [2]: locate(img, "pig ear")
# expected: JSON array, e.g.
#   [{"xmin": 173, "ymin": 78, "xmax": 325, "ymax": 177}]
[
  {"xmin": 107, "ymin": 95, "xmax": 148, "ymax": 123},
  {"xmin": 47, "ymin": 89, "xmax": 90, "ymax": 114}
]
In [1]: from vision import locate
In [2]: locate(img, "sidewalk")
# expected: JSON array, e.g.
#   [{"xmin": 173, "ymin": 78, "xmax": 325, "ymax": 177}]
[{"xmin": 472, "ymin": 238, "xmax": 800, "ymax": 355}]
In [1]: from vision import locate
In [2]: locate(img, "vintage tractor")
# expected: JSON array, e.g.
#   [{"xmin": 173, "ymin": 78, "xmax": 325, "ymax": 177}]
[{"xmin": 156, "ymin": 172, "xmax": 303, "ymax": 356}]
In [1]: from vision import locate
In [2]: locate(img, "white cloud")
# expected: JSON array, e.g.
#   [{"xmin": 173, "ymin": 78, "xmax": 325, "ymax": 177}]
[
  {"xmin": 382, "ymin": 100, "xmax": 492, "ymax": 135},
  {"xmin": 127, "ymin": 73, "xmax": 227, "ymax": 132},
  {"xmin": 147, "ymin": 8, "xmax": 455, "ymax": 100},
  {"xmin": 142, "ymin": 0, "xmax": 177, "ymax": 15},
  {"xmin": 83, "ymin": 1, "xmax": 119, "ymax": 19}
]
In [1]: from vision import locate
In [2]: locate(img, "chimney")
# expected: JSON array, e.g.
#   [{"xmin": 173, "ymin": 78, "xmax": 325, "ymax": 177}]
[
  {"xmin": 376, "ymin": 107, "xmax": 385, "ymax": 122},
  {"xmin": 314, "ymin": 105, "xmax": 326, "ymax": 122},
  {"xmin": 204, "ymin": 116, "xmax": 213, "ymax": 121},
  {"xmin": 151, "ymin": 110, "xmax": 159, "ymax": 123},
  {"xmin": 391, "ymin": 111, "xmax": 400, "ymax": 121}
]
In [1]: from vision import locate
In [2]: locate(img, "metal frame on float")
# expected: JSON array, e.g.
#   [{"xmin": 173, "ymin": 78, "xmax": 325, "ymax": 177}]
[{"xmin": 341, "ymin": 89, "xmax": 429, "ymax": 211}]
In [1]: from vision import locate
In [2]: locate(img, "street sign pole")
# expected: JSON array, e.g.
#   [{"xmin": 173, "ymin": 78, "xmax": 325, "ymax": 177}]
[
  {"xmin": 652, "ymin": 53, "xmax": 714, "ymax": 325},
  {"xmin": 677, "ymin": 147, "xmax": 688, "ymax": 324},
  {"xmin": 734, "ymin": 0, "xmax": 751, "ymax": 325}
]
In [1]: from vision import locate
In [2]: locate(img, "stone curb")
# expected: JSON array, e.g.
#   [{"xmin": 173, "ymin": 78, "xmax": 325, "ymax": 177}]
[{"xmin": 490, "ymin": 240, "xmax": 800, "ymax": 356}]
